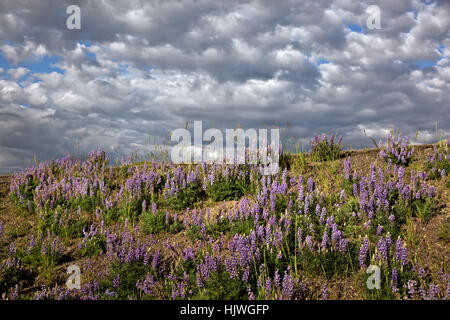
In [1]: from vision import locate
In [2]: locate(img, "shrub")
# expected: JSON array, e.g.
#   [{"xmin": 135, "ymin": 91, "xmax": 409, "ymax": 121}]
[
  {"xmin": 378, "ymin": 131, "xmax": 414, "ymax": 165},
  {"xmin": 309, "ymin": 133, "xmax": 342, "ymax": 162}
]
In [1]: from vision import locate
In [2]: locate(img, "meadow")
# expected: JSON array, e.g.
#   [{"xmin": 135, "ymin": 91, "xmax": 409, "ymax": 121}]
[{"xmin": 0, "ymin": 132, "xmax": 448, "ymax": 300}]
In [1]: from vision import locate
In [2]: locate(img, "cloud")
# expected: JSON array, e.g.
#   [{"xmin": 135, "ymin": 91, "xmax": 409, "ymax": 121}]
[
  {"xmin": 0, "ymin": 0, "xmax": 449, "ymax": 173},
  {"xmin": 7, "ymin": 67, "xmax": 29, "ymax": 80}
]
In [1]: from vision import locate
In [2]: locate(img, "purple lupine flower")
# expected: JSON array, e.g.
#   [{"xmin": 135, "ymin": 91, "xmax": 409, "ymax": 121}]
[
  {"xmin": 385, "ymin": 232, "xmax": 392, "ymax": 249},
  {"xmin": 398, "ymin": 166, "xmax": 404, "ymax": 180},
  {"xmin": 9, "ymin": 243, "xmax": 15, "ymax": 256},
  {"xmin": 113, "ymin": 275, "xmax": 120, "ymax": 287},
  {"xmin": 395, "ymin": 238, "xmax": 408, "ymax": 267},
  {"xmin": 344, "ymin": 157, "xmax": 352, "ymax": 180},
  {"xmin": 376, "ymin": 237, "xmax": 388, "ymax": 261},
  {"xmin": 340, "ymin": 189, "xmax": 345, "ymax": 202},
  {"xmin": 320, "ymin": 284, "xmax": 329, "ymax": 300},
  {"xmin": 151, "ymin": 202, "xmax": 157, "ymax": 215},
  {"xmin": 389, "ymin": 214, "xmax": 395, "ymax": 224},
  {"xmin": 428, "ymin": 186, "xmax": 435, "ymax": 198},
  {"xmin": 298, "ymin": 186, "xmax": 304, "ymax": 203},
  {"xmin": 152, "ymin": 250, "xmax": 160, "ymax": 269},
  {"xmin": 297, "ymin": 227, "xmax": 302, "ymax": 247},
  {"xmin": 304, "ymin": 196, "xmax": 309, "ymax": 215},
  {"xmin": 427, "ymin": 284, "xmax": 440, "ymax": 300},
  {"xmin": 142, "ymin": 200, "xmax": 147, "ymax": 212},
  {"xmin": 376, "ymin": 225, "xmax": 383, "ymax": 236},
  {"xmin": 391, "ymin": 268, "xmax": 398, "ymax": 291},
  {"xmin": 359, "ymin": 236, "xmax": 369, "ymax": 268},
  {"xmin": 265, "ymin": 277, "xmax": 273, "ymax": 298},
  {"xmin": 282, "ymin": 271, "xmax": 294, "ymax": 300},
  {"xmin": 401, "ymin": 184, "xmax": 410, "ymax": 199},
  {"xmin": 307, "ymin": 178, "xmax": 315, "ymax": 193},
  {"xmin": 319, "ymin": 208, "xmax": 326, "ymax": 225},
  {"xmin": 305, "ymin": 235, "xmax": 314, "ymax": 251},
  {"xmin": 165, "ymin": 211, "xmax": 170, "ymax": 225},
  {"xmin": 309, "ymin": 223, "xmax": 315, "ymax": 235},
  {"xmin": 247, "ymin": 286, "xmax": 255, "ymax": 300},
  {"xmin": 338, "ymin": 238, "xmax": 348, "ymax": 252},
  {"xmin": 321, "ymin": 231, "xmax": 329, "ymax": 251},
  {"xmin": 274, "ymin": 270, "xmax": 281, "ymax": 290},
  {"xmin": 331, "ymin": 224, "xmax": 341, "ymax": 244},
  {"xmin": 242, "ymin": 267, "xmax": 250, "ymax": 283},
  {"xmin": 406, "ymin": 280, "xmax": 417, "ymax": 298}
]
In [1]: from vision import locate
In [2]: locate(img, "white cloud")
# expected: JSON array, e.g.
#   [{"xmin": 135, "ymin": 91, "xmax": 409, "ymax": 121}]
[{"xmin": 7, "ymin": 67, "xmax": 29, "ymax": 80}]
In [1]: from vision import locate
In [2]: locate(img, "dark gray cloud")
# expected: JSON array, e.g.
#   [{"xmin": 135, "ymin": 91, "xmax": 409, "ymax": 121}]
[{"xmin": 0, "ymin": 0, "xmax": 450, "ymax": 173}]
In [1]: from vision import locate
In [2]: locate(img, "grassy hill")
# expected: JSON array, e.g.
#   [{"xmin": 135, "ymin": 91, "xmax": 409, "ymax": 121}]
[{"xmin": 0, "ymin": 136, "xmax": 449, "ymax": 300}]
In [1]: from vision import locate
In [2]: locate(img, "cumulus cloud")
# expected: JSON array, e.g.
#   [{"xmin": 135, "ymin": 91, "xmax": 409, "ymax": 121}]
[
  {"xmin": 7, "ymin": 67, "xmax": 29, "ymax": 80},
  {"xmin": 0, "ymin": 0, "xmax": 449, "ymax": 173}
]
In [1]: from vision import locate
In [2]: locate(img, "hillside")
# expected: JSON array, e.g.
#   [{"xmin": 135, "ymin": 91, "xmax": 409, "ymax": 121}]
[{"xmin": 0, "ymin": 137, "xmax": 449, "ymax": 300}]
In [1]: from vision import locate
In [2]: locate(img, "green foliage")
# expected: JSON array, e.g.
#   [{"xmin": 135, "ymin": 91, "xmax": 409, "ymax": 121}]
[
  {"xmin": 310, "ymin": 135, "xmax": 342, "ymax": 162},
  {"xmin": 165, "ymin": 181, "xmax": 206, "ymax": 210},
  {"xmin": 141, "ymin": 211, "xmax": 183, "ymax": 235},
  {"xmin": 81, "ymin": 234, "xmax": 107, "ymax": 257},
  {"xmin": 207, "ymin": 178, "xmax": 245, "ymax": 202},
  {"xmin": 437, "ymin": 221, "xmax": 450, "ymax": 243},
  {"xmin": 63, "ymin": 218, "xmax": 92, "ymax": 239},
  {"xmin": 0, "ymin": 263, "xmax": 32, "ymax": 296},
  {"xmin": 413, "ymin": 198, "xmax": 437, "ymax": 224},
  {"xmin": 109, "ymin": 261, "xmax": 148, "ymax": 299},
  {"xmin": 199, "ymin": 267, "xmax": 249, "ymax": 299},
  {"xmin": 295, "ymin": 243, "xmax": 359, "ymax": 279}
]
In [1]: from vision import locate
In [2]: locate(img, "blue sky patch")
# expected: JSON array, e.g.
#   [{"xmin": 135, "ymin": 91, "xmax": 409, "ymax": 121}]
[
  {"xmin": 414, "ymin": 60, "xmax": 436, "ymax": 69},
  {"xmin": 21, "ymin": 55, "xmax": 64, "ymax": 75},
  {"xmin": 348, "ymin": 24, "xmax": 363, "ymax": 33},
  {"xmin": 0, "ymin": 51, "xmax": 64, "ymax": 83}
]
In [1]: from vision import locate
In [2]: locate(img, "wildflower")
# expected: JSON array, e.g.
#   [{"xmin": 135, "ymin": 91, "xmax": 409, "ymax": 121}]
[
  {"xmin": 274, "ymin": 270, "xmax": 281, "ymax": 289},
  {"xmin": 321, "ymin": 231, "xmax": 329, "ymax": 251},
  {"xmin": 113, "ymin": 275, "xmax": 120, "ymax": 287},
  {"xmin": 320, "ymin": 284, "xmax": 329, "ymax": 300},
  {"xmin": 282, "ymin": 271, "xmax": 294, "ymax": 299},
  {"xmin": 395, "ymin": 238, "xmax": 408, "ymax": 267},
  {"xmin": 242, "ymin": 267, "xmax": 250, "ymax": 283},
  {"xmin": 376, "ymin": 225, "xmax": 383, "ymax": 235},
  {"xmin": 376, "ymin": 237, "xmax": 388, "ymax": 262},
  {"xmin": 359, "ymin": 236, "xmax": 369, "ymax": 268},
  {"xmin": 9, "ymin": 243, "xmax": 16, "ymax": 256},
  {"xmin": 247, "ymin": 286, "xmax": 255, "ymax": 300},
  {"xmin": 391, "ymin": 268, "xmax": 398, "ymax": 292},
  {"xmin": 265, "ymin": 277, "xmax": 273, "ymax": 298},
  {"xmin": 305, "ymin": 235, "xmax": 314, "ymax": 251},
  {"xmin": 427, "ymin": 284, "xmax": 440, "ymax": 300},
  {"xmin": 428, "ymin": 186, "xmax": 435, "ymax": 198},
  {"xmin": 406, "ymin": 280, "xmax": 417, "ymax": 298},
  {"xmin": 307, "ymin": 178, "xmax": 315, "ymax": 193},
  {"xmin": 389, "ymin": 214, "xmax": 395, "ymax": 224},
  {"xmin": 338, "ymin": 238, "xmax": 348, "ymax": 252},
  {"xmin": 297, "ymin": 227, "xmax": 302, "ymax": 247},
  {"xmin": 340, "ymin": 189, "xmax": 345, "ymax": 202}
]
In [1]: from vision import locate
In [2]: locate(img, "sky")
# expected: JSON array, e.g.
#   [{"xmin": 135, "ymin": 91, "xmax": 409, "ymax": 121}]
[{"xmin": 0, "ymin": 0, "xmax": 449, "ymax": 173}]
